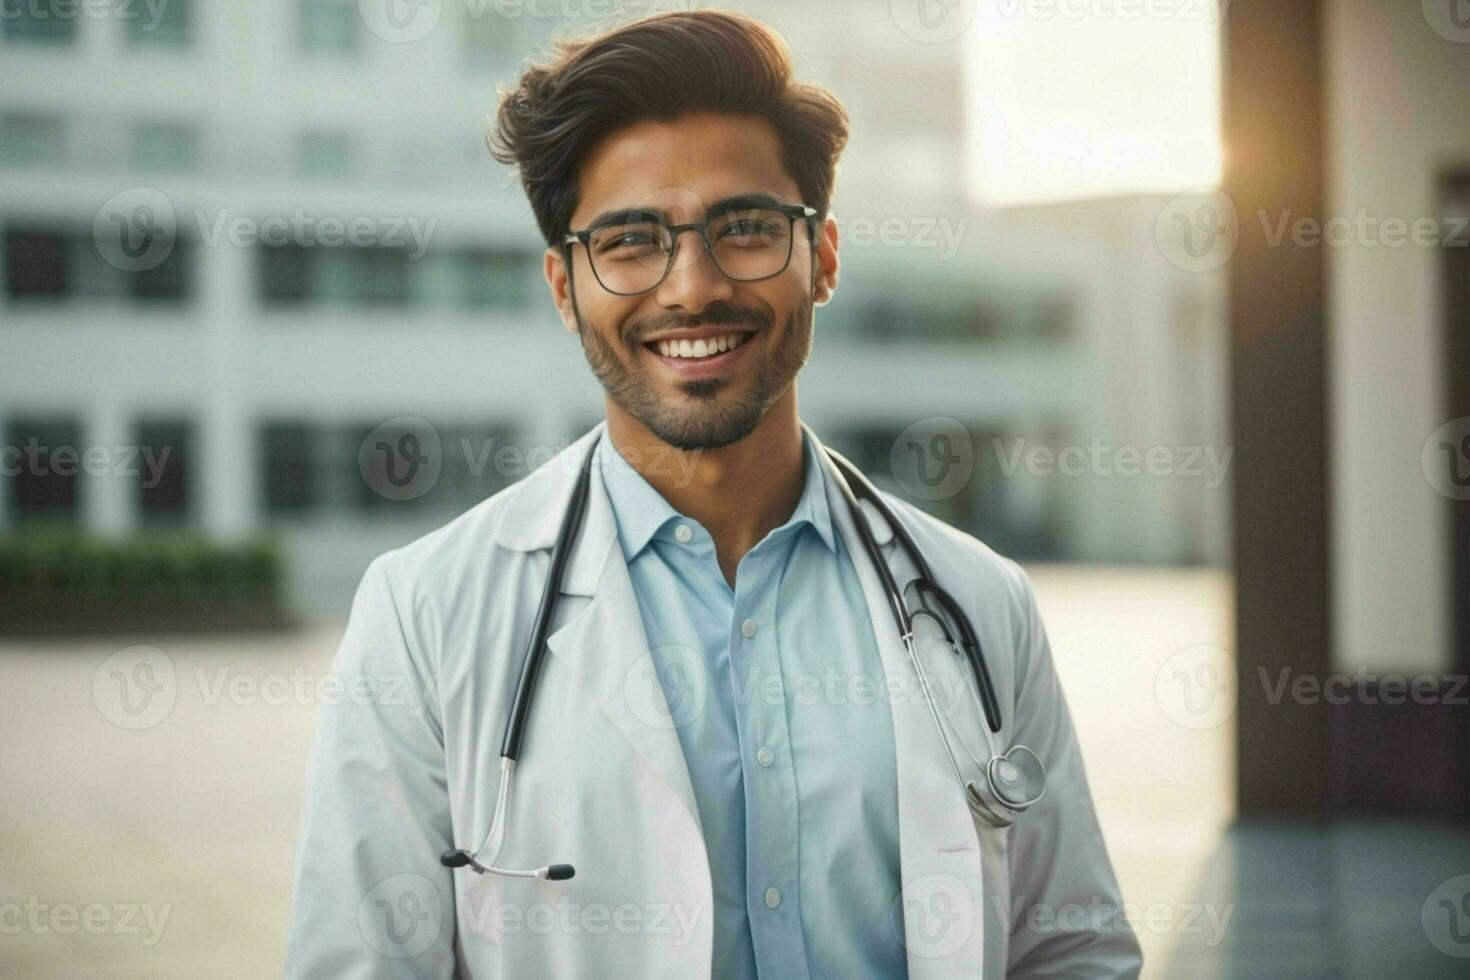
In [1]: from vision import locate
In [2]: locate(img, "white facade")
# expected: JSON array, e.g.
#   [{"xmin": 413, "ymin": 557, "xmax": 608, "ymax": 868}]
[{"xmin": 0, "ymin": 0, "xmax": 1229, "ymax": 618}]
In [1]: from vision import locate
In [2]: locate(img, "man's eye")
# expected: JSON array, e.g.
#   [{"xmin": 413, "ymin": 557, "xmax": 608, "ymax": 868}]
[
  {"xmin": 720, "ymin": 220, "xmax": 781, "ymax": 241},
  {"xmin": 598, "ymin": 232, "xmax": 660, "ymax": 253}
]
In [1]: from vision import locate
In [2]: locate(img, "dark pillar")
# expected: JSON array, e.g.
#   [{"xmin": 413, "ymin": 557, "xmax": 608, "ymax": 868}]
[{"xmin": 1224, "ymin": 0, "xmax": 1332, "ymax": 814}]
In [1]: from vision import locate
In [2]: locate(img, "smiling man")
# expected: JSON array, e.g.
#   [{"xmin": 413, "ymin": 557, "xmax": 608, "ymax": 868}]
[{"xmin": 284, "ymin": 10, "xmax": 1140, "ymax": 979}]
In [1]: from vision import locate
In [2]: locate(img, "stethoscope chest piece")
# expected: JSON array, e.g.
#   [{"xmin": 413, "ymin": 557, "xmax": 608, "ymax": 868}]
[{"xmin": 968, "ymin": 744, "xmax": 1046, "ymax": 828}]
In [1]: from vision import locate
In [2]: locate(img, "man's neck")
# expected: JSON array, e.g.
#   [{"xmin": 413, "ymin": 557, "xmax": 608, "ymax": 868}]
[{"xmin": 605, "ymin": 391, "xmax": 805, "ymax": 586}]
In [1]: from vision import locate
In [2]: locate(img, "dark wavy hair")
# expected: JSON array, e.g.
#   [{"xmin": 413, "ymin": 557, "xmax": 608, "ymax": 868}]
[{"xmin": 486, "ymin": 8, "xmax": 850, "ymax": 248}]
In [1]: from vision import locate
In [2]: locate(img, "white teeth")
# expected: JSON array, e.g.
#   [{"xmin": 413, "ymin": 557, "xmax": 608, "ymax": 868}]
[{"xmin": 654, "ymin": 333, "xmax": 749, "ymax": 359}]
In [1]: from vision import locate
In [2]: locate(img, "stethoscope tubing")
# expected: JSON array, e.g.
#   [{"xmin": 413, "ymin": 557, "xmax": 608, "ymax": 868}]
[{"xmin": 447, "ymin": 433, "xmax": 1030, "ymax": 875}]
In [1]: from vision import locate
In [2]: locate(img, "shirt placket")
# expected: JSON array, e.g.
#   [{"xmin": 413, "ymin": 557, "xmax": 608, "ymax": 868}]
[{"xmin": 725, "ymin": 536, "xmax": 811, "ymax": 980}]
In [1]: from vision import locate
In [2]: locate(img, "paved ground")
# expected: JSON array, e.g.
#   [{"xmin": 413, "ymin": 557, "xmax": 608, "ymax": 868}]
[{"xmin": 0, "ymin": 566, "xmax": 1234, "ymax": 977}]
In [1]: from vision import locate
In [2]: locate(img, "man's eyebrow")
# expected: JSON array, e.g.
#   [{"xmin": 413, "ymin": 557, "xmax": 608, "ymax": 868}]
[{"xmin": 578, "ymin": 192, "xmax": 787, "ymax": 231}]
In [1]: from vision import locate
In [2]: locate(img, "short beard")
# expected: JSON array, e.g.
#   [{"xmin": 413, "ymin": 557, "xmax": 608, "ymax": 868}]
[{"xmin": 578, "ymin": 296, "xmax": 813, "ymax": 451}]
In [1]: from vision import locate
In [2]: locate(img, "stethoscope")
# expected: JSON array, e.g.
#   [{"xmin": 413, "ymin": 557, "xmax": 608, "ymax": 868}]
[{"xmin": 440, "ymin": 433, "xmax": 1047, "ymax": 882}]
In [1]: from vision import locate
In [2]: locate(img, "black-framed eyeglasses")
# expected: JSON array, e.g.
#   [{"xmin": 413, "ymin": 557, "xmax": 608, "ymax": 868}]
[{"xmin": 562, "ymin": 202, "xmax": 819, "ymax": 296}]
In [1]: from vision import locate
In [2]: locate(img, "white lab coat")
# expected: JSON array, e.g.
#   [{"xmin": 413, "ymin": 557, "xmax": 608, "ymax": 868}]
[{"xmin": 283, "ymin": 422, "xmax": 1142, "ymax": 979}]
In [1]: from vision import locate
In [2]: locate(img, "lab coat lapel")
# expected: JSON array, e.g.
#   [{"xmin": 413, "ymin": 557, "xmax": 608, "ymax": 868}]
[
  {"xmin": 541, "ymin": 445, "xmax": 705, "ymax": 841},
  {"xmin": 813, "ymin": 437, "xmax": 989, "ymax": 979}
]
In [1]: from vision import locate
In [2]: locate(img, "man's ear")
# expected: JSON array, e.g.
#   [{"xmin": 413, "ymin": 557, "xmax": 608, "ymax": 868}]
[
  {"xmin": 544, "ymin": 246, "xmax": 580, "ymax": 334},
  {"xmin": 812, "ymin": 214, "xmax": 840, "ymax": 307}
]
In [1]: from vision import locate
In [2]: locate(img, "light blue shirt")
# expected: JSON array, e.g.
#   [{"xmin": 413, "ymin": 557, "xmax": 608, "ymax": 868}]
[{"xmin": 594, "ymin": 430, "xmax": 908, "ymax": 979}]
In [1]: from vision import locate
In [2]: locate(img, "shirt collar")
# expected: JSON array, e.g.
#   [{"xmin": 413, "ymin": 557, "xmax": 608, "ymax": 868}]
[{"xmin": 595, "ymin": 427, "xmax": 838, "ymax": 563}]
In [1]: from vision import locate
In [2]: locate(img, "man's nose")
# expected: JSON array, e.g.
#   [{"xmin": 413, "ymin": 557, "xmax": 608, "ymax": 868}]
[{"xmin": 654, "ymin": 229, "xmax": 736, "ymax": 310}]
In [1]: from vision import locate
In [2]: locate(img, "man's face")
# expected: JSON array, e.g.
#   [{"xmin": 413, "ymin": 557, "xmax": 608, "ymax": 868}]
[{"xmin": 546, "ymin": 112, "xmax": 838, "ymax": 450}]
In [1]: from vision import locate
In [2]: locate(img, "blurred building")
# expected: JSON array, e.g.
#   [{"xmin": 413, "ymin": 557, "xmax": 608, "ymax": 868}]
[{"xmin": 0, "ymin": 0, "xmax": 1229, "ymax": 619}]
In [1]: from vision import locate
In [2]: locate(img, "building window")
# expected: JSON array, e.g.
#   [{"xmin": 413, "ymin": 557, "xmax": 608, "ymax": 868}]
[
  {"xmin": 132, "ymin": 122, "xmax": 199, "ymax": 173},
  {"xmin": 5, "ymin": 418, "xmax": 82, "ymax": 525},
  {"xmin": 261, "ymin": 421, "xmax": 518, "ymax": 519},
  {"xmin": 296, "ymin": 130, "xmax": 352, "ymax": 177},
  {"xmin": 0, "ymin": 113, "xmax": 64, "ymax": 168},
  {"xmin": 261, "ymin": 424, "xmax": 316, "ymax": 515},
  {"xmin": 455, "ymin": 249, "xmax": 530, "ymax": 310},
  {"xmin": 832, "ymin": 423, "xmax": 1059, "ymax": 561},
  {"xmin": 2, "ymin": 5, "xmax": 75, "ymax": 43},
  {"xmin": 4, "ymin": 230, "xmax": 67, "ymax": 296},
  {"xmin": 126, "ymin": 0, "xmax": 189, "ymax": 46},
  {"xmin": 259, "ymin": 244, "xmax": 411, "ymax": 308},
  {"xmin": 259, "ymin": 243, "xmax": 531, "ymax": 310},
  {"xmin": 4, "ymin": 228, "xmax": 192, "ymax": 303},
  {"xmin": 299, "ymin": 0, "xmax": 357, "ymax": 53},
  {"xmin": 137, "ymin": 420, "xmax": 192, "ymax": 523},
  {"xmin": 349, "ymin": 420, "xmax": 517, "ymax": 512}
]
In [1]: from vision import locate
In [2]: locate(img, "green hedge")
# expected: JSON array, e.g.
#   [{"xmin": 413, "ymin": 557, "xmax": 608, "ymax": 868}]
[{"xmin": 0, "ymin": 529, "xmax": 287, "ymax": 632}]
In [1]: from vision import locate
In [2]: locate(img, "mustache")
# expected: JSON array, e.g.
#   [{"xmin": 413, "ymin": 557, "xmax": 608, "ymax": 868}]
[{"xmin": 624, "ymin": 306, "xmax": 771, "ymax": 347}]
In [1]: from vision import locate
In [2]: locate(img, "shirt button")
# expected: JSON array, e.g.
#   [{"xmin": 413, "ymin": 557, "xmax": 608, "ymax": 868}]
[
  {"xmin": 674, "ymin": 524, "xmax": 693, "ymax": 543},
  {"xmin": 740, "ymin": 619, "xmax": 757, "ymax": 638},
  {"xmin": 756, "ymin": 746, "xmax": 774, "ymax": 767},
  {"xmin": 764, "ymin": 888, "xmax": 781, "ymax": 909}
]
